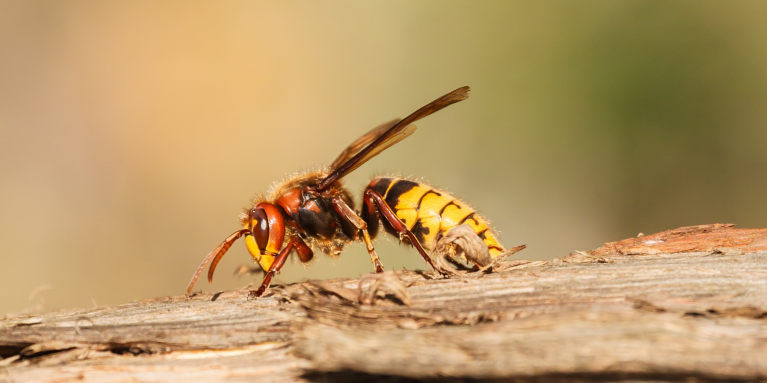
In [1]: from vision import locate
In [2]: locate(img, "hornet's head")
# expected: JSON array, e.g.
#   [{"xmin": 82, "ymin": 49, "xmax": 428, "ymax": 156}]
[
  {"xmin": 243, "ymin": 202, "xmax": 285, "ymax": 271},
  {"xmin": 185, "ymin": 202, "xmax": 286, "ymax": 296}
]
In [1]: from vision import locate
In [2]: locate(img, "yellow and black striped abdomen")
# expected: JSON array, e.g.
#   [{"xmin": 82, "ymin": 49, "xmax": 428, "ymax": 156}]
[{"xmin": 366, "ymin": 177, "xmax": 504, "ymax": 257}]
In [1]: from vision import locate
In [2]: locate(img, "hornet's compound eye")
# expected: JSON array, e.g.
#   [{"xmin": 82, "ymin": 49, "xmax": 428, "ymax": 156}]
[{"xmin": 251, "ymin": 208, "xmax": 269, "ymax": 252}]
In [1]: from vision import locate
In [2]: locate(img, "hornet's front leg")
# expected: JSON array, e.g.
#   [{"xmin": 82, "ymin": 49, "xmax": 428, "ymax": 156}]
[{"xmin": 249, "ymin": 235, "xmax": 312, "ymax": 298}]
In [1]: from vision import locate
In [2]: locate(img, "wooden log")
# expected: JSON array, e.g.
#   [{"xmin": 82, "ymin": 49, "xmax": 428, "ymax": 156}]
[{"xmin": 1, "ymin": 224, "xmax": 766, "ymax": 382}]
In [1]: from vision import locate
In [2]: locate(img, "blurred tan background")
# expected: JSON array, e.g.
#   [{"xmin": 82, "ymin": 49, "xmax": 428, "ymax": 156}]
[{"xmin": 2, "ymin": 1, "xmax": 766, "ymax": 315}]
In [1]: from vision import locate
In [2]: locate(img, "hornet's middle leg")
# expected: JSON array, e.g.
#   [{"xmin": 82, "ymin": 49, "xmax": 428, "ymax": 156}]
[{"xmin": 331, "ymin": 196, "xmax": 384, "ymax": 273}]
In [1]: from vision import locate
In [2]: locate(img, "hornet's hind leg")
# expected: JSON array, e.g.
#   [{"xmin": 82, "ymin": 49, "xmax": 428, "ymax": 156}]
[
  {"xmin": 363, "ymin": 189, "xmax": 454, "ymax": 276},
  {"xmin": 436, "ymin": 224, "xmax": 526, "ymax": 271},
  {"xmin": 435, "ymin": 224, "xmax": 493, "ymax": 268}
]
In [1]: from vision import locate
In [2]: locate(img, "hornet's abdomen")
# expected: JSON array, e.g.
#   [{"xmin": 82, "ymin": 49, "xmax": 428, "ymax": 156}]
[{"xmin": 364, "ymin": 177, "xmax": 504, "ymax": 257}]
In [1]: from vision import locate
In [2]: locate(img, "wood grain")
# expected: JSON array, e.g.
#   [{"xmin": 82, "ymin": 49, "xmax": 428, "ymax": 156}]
[{"xmin": 1, "ymin": 224, "xmax": 766, "ymax": 382}]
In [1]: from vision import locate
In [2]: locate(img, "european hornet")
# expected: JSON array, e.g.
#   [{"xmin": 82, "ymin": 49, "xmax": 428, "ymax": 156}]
[{"xmin": 186, "ymin": 86, "xmax": 524, "ymax": 297}]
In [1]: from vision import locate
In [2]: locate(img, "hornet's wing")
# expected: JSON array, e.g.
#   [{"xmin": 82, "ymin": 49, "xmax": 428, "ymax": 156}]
[{"xmin": 317, "ymin": 86, "xmax": 470, "ymax": 191}]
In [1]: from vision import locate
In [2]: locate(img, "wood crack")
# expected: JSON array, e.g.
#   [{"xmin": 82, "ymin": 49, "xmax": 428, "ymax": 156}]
[{"xmin": 1, "ymin": 224, "xmax": 767, "ymax": 382}]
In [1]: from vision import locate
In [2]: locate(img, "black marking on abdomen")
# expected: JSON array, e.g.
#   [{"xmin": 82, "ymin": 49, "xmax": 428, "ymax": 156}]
[
  {"xmin": 460, "ymin": 212, "xmax": 477, "ymax": 225},
  {"xmin": 370, "ymin": 178, "xmax": 392, "ymax": 197},
  {"xmin": 438, "ymin": 200, "xmax": 461, "ymax": 216},
  {"xmin": 415, "ymin": 189, "xmax": 441, "ymax": 212},
  {"xmin": 410, "ymin": 220, "xmax": 430, "ymax": 246},
  {"xmin": 477, "ymin": 229, "xmax": 488, "ymax": 239},
  {"xmin": 385, "ymin": 180, "xmax": 419, "ymax": 208}
]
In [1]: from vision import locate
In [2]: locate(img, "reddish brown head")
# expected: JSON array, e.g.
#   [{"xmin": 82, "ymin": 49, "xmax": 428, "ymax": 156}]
[
  {"xmin": 243, "ymin": 202, "xmax": 286, "ymax": 267},
  {"xmin": 185, "ymin": 202, "xmax": 287, "ymax": 296}
]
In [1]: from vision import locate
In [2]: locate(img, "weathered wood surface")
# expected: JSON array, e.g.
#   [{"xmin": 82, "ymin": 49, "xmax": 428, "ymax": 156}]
[{"xmin": 1, "ymin": 224, "xmax": 767, "ymax": 382}]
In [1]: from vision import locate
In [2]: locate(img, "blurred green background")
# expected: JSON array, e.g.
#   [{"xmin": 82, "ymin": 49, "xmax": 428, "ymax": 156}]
[{"xmin": 2, "ymin": 1, "xmax": 766, "ymax": 315}]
